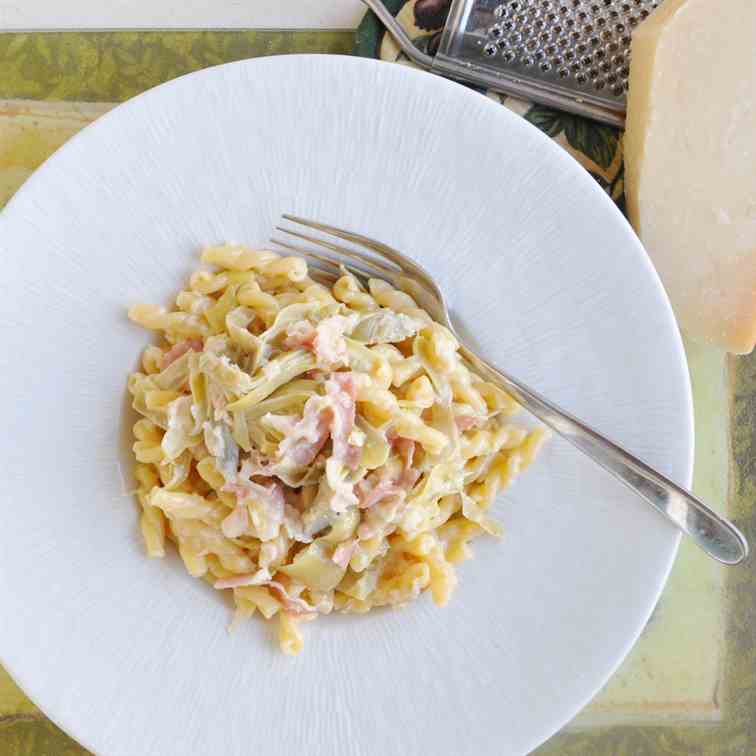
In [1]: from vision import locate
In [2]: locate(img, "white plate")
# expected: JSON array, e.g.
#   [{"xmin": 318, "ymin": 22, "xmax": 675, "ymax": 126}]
[{"xmin": 0, "ymin": 56, "xmax": 692, "ymax": 756}]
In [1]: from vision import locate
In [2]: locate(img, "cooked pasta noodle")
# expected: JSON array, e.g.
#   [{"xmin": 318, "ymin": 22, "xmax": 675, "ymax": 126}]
[{"xmin": 127, "ymin": 245, "xmax": 546, "ymax": 654}]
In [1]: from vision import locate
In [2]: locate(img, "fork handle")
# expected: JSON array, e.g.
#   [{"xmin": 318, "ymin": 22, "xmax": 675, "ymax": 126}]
[{"xmin": 461, "ymin": 347, "xmax": 749, "ymax": 565}]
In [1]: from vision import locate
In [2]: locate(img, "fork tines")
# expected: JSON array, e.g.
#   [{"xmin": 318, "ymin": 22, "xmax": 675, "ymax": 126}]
[{"xmin": 271, "ymin": 214, "xmax": 399, "ymax": 286}]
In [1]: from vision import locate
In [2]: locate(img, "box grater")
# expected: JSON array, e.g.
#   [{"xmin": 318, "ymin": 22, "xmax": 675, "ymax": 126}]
[{"xmin": 364, "ymin": 0, "xmax": 663, "ymax": 126}]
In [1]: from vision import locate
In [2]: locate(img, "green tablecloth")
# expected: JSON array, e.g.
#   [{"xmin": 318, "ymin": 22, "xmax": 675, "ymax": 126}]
[{"xmin": 0, "ymin": 16, "xmax": 754, "ymax": 756}]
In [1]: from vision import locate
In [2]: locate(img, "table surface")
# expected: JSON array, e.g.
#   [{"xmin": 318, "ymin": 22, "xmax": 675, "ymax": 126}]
[
  {"xmin": 0, "ymin": 0, "xmax": 366, "ymax": 31},
  {"xmin": 0, "ymin": 10, "xmax": 755, "ymax": 756}
]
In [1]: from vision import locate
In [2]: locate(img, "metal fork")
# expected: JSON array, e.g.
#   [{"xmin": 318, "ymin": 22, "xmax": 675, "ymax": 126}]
[{"xmin": 271, "ymin": 214, "xmax": 749, "ymax": 566}]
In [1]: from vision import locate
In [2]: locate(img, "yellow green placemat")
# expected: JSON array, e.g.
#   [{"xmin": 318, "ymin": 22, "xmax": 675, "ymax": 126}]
[
  {"xmin": 0, "ymin": 31, "xmax": 352, "ymax": 102},
  {"xmin": 1, "ymin": 20, "xmax": 755, "ymax": 756},
  {"xmin": 0, "ymin": 28, "xmax": 353, "ymax": 756}
]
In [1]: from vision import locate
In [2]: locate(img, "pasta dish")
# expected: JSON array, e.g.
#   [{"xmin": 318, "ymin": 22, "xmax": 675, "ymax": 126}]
[{"xmin": 127, "ymin": 244, "xmax": 546, "ymax": 654}]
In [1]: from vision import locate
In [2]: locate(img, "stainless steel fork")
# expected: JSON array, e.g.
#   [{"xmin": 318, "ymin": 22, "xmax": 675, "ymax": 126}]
[{"xmin": 271, "ymin": 214, "xmax": 749, "ymax": 566}]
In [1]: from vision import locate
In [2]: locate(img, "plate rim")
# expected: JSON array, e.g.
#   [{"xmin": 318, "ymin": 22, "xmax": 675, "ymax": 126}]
[{"xmin": 0, "ymin": 53, "xmax": 693, "ymax": 756}]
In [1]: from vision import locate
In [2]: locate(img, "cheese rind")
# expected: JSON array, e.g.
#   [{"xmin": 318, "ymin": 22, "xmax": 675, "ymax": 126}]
[{"xmin": 625, "ymin": 0, "xmax": 756, "ymax": 354}]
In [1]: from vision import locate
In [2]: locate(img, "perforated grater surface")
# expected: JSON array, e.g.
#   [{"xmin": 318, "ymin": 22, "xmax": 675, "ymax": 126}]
[{"xmin": 365, "ymin": 0, "xmax": 663, "ymax": 126}]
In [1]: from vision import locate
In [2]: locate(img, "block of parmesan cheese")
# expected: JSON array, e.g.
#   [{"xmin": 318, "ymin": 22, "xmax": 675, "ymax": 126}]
[{"xmin": 625, "ymin": 0, "xmax": 756, "ymax": 354}]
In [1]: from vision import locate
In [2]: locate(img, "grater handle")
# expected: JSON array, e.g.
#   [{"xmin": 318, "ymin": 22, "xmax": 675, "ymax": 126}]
[{"xmin": 361, "ymin": 0, "xmax": 435, "ymax": 69}]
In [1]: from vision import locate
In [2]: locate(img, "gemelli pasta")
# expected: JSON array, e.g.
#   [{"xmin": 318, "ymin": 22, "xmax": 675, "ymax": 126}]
[{"xmin": 127, "ymin": 244, "xmax": 547, "ymax": 654}]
